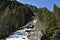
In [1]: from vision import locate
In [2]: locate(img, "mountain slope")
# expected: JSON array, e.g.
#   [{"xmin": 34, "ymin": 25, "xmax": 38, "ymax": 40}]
[{"xmin": 0, "ymin": 0, "xmax": 35, "ymax": 38}]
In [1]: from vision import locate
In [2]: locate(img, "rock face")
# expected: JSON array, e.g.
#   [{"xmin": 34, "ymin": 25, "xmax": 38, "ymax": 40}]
[{"xmin": 0, "ymin": 0, "xmax": 35, "ymax": 39}]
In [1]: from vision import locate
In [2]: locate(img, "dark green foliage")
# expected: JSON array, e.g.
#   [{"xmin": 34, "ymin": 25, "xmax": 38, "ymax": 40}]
[
  {"xmin": 0, "ymin": 1, "xmax": 34, "ymax": 38},
  {"xmin": 37, "ymin": 4, "xmax": 60, "ymax": 40}
]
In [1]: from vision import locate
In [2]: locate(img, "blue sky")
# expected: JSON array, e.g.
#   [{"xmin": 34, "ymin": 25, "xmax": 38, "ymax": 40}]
[{"xmin": 17, "ymin": 0, "xmax": 60, "ymax": 11}]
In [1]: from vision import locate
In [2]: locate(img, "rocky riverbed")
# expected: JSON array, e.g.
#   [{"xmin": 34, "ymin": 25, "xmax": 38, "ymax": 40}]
[
  {"xmin": 1, "ymin": 19, "xmax": 43, "ymax": 40},
  {"xmin": 6, "ymin": 28, "xmax": 32, "ymax": 40}
]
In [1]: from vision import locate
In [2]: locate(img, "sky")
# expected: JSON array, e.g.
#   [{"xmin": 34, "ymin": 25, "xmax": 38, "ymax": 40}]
[{"xmin": 17, "ymin": 0, "xmax": 60, "ymax": 11}]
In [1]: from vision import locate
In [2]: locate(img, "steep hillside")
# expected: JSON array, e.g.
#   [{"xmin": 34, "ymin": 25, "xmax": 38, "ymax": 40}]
[
  {"xmin": 25, "ymin": 4, "xmax": 38, "ymax": 13},
  {"xmin": 37, "ymin": 4, "xmax": 60, "ymax": 40},
  {"xmin": 0, "ymin": 0, "xmax": 60, "ymax": 40},
  {"xmin": 0, "ymin": 0, "xmax": 35, "ymax": 38}
]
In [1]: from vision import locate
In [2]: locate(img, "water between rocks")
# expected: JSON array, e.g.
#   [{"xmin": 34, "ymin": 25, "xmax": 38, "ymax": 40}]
[
  {"xmin": 6, "ymin": 28, "xmax": 32, "ymax": 40},
  {"xmin": 5, "ymin": 19, "xmax": 43, "ymax": 40}
]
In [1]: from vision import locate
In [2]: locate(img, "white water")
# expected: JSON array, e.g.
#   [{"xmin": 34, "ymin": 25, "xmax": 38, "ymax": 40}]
[
  {"xmin": 6, "ymin": 19, "xmax": 43, "ymax": 40},
  {"xmin": 6, "ymin": 28, "xmax": 32, "ymax": 40},
  {"xmin": 33, "ymin": 19, "xmax": 37, "ymax": 24}
]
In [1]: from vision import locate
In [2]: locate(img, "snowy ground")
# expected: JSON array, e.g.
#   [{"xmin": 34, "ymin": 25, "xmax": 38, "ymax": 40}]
[{"xmin": 6, "ymin": 28, "xmax": 32, "ymax": 40}]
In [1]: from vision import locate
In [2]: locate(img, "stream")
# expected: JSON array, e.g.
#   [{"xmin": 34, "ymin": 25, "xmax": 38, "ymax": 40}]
[
  {"xmin": 6, "ymin": 28, "xmax": 32, "ymax": 40},
  {"xmin": 5, "ymin": 19, "xmax": 43, "ymax": 40}
]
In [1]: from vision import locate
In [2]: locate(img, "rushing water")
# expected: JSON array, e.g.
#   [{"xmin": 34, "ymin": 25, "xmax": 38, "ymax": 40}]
[
  {"xmin": 6, "ymin": 28, "xmax": 32, "ymax": 40},
  {"xmin": 5, "ymin": 19, "xmax": 43, "ymax": 40}
]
